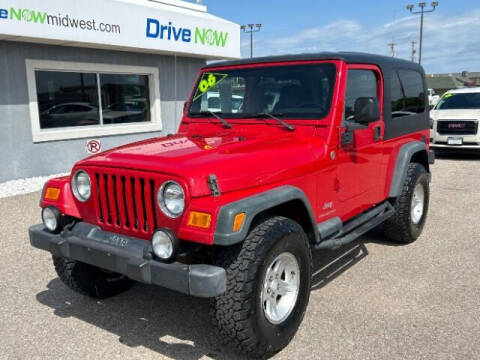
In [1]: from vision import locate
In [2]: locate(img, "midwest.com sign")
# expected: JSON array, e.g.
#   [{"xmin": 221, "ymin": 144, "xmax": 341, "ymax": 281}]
[
  {"xmin": 0, "ymin": 7, "xmax": 121, "ymax": 33},
  {"xmin": 0, "ymin": 0, "xmax": 240, "ymax": 59}
]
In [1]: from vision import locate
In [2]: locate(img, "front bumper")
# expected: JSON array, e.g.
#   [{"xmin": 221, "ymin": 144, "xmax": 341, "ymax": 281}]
[
  {"xmin": 430, "ymin": 142, "xmax": 480, "ymax": 149},
  {"xmin": 430, "ymin": 127, "xmax": 480, "ymax": 149},
  {"xmin": 29, "ymin": 223, "xmax": 226, "ymax": 298}
]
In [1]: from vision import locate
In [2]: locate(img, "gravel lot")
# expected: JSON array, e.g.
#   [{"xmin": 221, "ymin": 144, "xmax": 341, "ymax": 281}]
[
  {"xmin": 0, "ymin": 173, "xmax": 68, "ymax": 199},
  {"xmin": 0, "ymin": 151, "xmax": 479, "ymax": 360}
]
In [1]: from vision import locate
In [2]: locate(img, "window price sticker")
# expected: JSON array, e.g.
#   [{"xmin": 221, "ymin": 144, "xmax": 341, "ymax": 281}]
[{"xmin": 193, "ymin": 72, "xmax": 228, "ymax": 101}]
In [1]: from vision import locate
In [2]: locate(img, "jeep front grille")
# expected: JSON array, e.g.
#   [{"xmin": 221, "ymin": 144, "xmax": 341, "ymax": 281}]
[
  {"xmin": 437, "ymin": 120, "xmax": 478, "ymax": 135},
  {"xmin": 93, "ymin": 171, "xmax": 158, "ymax": 235}
]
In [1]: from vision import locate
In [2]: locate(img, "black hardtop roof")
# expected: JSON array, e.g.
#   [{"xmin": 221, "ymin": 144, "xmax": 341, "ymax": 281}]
[{"xmin": 203, "ymin": 52, "xmax": 424, "ymax": 73}]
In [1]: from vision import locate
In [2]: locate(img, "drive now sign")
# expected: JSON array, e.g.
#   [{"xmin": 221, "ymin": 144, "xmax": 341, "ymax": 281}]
[
  {"xmin": 146, "ymin": 19, "xmax": 229, "ymax": 48},
  {"xmin": 0, "ymin": 0, "xmax": 240, "ymax": 59},
  {"xmin": 0, "ymin": 8, "xmax": 47, "ymax": 23}
]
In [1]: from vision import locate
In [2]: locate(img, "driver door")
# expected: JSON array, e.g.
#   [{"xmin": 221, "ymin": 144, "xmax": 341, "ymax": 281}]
[{"xmin": 336, "ymin": 65, "xmax": 387, "ymax": 206}]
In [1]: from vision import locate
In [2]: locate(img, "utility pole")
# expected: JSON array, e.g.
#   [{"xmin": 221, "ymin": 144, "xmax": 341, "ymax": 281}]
[
  {"xmin": 411, "ymin": 40, "xmax": 417, "ymax": 62},
  {"xmin": 407, "ymin": 2, "xmax": 439, "ymax": 64},
  {"xmin": 241, "ymin": 24, "xmax": 262, "ymax": 58},
  {"xmin": 388, "ymin": 41, "xmax": 397, "ymax": 57}
]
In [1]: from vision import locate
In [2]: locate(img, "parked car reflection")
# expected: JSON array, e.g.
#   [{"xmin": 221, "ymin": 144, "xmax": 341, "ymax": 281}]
[
  {"xmin": 102, "ymin": 100, "xmax": 149, "ymax": 124},
  {"xmin": 40, "ymin": 102, "xmax": 99, "ymax": 128}
]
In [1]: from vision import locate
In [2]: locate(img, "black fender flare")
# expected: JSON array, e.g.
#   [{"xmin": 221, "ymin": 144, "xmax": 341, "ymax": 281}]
[
  {"xmin": 389, "ymin": 141, "xmax": 429, "ymax": 198},
  {"xmin": 213, "ymin": 185, "xmax": 319, "ymax": 245}
]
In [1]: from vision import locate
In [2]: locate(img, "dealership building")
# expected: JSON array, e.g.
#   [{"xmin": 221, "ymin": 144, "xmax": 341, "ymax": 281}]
[{"xmin": 0, "ymin": 0, "xmax": 240, "ymax": 182}]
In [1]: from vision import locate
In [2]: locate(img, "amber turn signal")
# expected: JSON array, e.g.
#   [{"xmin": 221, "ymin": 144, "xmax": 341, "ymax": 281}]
[
  {"xmin": 233, "ymin": 213, "xmax": 246, "ymax": 232},
  {"xmin": 44, "ymin": 187, "xmax": 60, "ymax": 201},
  {"xmin": 188, "ymin": 211, "xmax": 212, "ymax": 229}
]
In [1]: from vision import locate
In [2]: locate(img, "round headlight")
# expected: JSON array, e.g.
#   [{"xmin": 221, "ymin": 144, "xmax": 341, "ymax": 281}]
[
  {"xmin": 157, "ymin": 181, "xmax": 185, "ymax": 218},
  {"xmin": 152, "ymin": 230, "xmax": 177, "ymax": 260},
  {"xmin": 42, "ymin": 206, "xmax": 61, "ymax": 233},
  {"xmin": 72, "ymin": 170, "xmax": 91, "ymax": 202}
]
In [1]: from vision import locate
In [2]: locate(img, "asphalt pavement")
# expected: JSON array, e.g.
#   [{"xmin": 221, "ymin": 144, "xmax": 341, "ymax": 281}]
[{"xmin": 0, "ymin": 151, "xmax": 479, "ymax": 360}]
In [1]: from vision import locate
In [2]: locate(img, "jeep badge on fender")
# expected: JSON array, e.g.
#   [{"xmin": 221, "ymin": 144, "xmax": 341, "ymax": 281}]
[{"xmin": 30, "ymin": 52, "xmax": 434, "ymax": 358}]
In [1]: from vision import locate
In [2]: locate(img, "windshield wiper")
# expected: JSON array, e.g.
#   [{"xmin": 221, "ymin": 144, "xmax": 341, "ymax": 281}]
[
  {"xmin": 254, "ymin": 112, "xmax": 295, "ymax": 131},
  {"xmin": 194, "ymin": 111, "xmax": 232, "ymax": 129}
]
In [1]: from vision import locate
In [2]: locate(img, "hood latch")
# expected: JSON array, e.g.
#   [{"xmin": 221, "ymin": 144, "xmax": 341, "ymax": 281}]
[{"xmin": 207, "ymin": 174, "xmax": 221, "ymax": 197}]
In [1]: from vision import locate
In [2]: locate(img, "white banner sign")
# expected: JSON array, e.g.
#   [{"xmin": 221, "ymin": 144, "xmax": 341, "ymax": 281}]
[{"xmin": 0, "ymin": 0, "xmax": 240, "ymax": 59}]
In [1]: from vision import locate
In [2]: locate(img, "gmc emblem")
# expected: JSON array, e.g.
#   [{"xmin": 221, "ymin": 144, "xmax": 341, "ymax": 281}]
[{"xmin": 448, "ymin": 123, "xmax": 466, "ymax": 129}]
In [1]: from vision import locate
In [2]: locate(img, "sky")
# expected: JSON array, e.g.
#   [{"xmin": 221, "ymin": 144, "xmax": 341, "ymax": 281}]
[{"xmin": 204, "ymin": 0, "xmax": 480, "ymax": 74}]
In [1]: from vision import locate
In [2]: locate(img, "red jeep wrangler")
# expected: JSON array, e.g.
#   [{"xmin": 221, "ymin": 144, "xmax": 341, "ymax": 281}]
[{"xmin": 30, "ymin": 52, "xmax": 434, "ymax": 358}]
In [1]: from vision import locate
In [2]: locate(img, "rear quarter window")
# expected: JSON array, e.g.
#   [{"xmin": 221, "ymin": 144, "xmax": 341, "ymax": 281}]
[{"xmin": 390, "ymin": 69, "xmax": 426, "ymax": 117}]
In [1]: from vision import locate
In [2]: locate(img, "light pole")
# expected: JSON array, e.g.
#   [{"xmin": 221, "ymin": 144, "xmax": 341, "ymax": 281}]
[
  {"xmin": 241, "ymin": 24, "xmax": 262, "ymax": 58},
  {"xmin": 407, "ymin": 2, "xmax": 439, "ymax": 64}
]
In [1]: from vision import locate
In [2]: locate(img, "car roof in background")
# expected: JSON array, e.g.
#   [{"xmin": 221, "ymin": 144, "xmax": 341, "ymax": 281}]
[
  {"xmin": 203, "ymin": 52, "xmax": 423, "ymax": 73},
  {"xmin": 446, "ymin": 87, "xmax": 480, "ymax": 94}
]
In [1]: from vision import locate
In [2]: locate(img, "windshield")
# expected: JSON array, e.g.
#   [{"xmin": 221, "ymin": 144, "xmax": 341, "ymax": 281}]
[
  {"xmin": 188, "ymin": 63, "xmax": 336, "ymax": 119},
  {"xmin": 435, "ymin": 92, "xmax": 480, "ymax": 110}
]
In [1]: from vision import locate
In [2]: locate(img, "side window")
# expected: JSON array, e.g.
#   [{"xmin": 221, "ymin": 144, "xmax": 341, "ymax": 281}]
[
  {"xmin": 397, "ymin": 69, "xmax": 426, "ymax": 114},
  {"xmin": 345, "ymin": 69, "xmax": 378, "ymax": 122}
]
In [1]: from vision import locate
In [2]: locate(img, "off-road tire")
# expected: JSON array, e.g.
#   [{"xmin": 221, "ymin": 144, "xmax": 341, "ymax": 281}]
[
  {"xmin": 53, "ymin": 256, "xmax": 133, "ymax": 299},
  {"xmin": 211, "ymin": 216, "xmax": 312, "ymax": 358},
  {"xmin": 384, "ymin": 162, "xmax": 430, "ymax": 243}
]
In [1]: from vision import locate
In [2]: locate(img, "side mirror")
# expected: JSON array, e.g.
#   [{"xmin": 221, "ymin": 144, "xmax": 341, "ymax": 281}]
[
  {"xmin": 354, "ymin": 97, "xmax": 380, "ymax": 124},
  {"xmin": 183, "ymin": 102, "xmax": 187, "ymax": 112}
]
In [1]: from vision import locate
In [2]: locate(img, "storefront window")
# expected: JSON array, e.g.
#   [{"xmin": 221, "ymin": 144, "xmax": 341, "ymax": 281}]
[
  {"xmin": 27, "ymin": 60, "xmax": 161, "ymax": 142},
  {"xmin": 36, "ymin": 71, "xmax": 100, "ymax": 129},
  {"xmin": 100, "ymin": 74, "xmax": 150, "ymax": 124},
  {"xmin": 35, "ymin": 72, "xmax": 151, "ymax": 129}
]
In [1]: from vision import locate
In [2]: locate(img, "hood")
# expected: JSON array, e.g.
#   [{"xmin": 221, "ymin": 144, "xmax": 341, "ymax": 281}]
[
  {"xmin": 430, "ymin": 108, "xmax": 480, "ymax": 120},
  {"xmin": 77, "ymin": 129, "xmax": 325, "ymax": 197}
]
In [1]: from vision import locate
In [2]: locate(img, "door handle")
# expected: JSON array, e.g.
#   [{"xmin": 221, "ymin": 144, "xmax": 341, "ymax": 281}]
[{"xmin": 374, "ymin": 126, "xmax": 382, "ymax": 141}]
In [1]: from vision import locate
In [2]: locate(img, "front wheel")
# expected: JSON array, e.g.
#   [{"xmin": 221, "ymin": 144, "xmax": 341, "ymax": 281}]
[
  {"xmin": 384, "ymin": 162, "xmax": 430, "ymax": 243},
  {"xmin": 211, "ymin": 216, "xmax": 312, "ymax": 358}
]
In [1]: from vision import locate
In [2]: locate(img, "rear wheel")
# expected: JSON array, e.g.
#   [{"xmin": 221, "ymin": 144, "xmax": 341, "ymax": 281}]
[
  {"xmin": 384, "ymin": 162, "xmax": 430, "ymax": 243},
  {"xmin": 53, "ymin": 256, "xmax": 133, "ymax": 299},
  {"xmin": 211, "ymin": 216, "xmax": 312, "ymax": 358}
]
